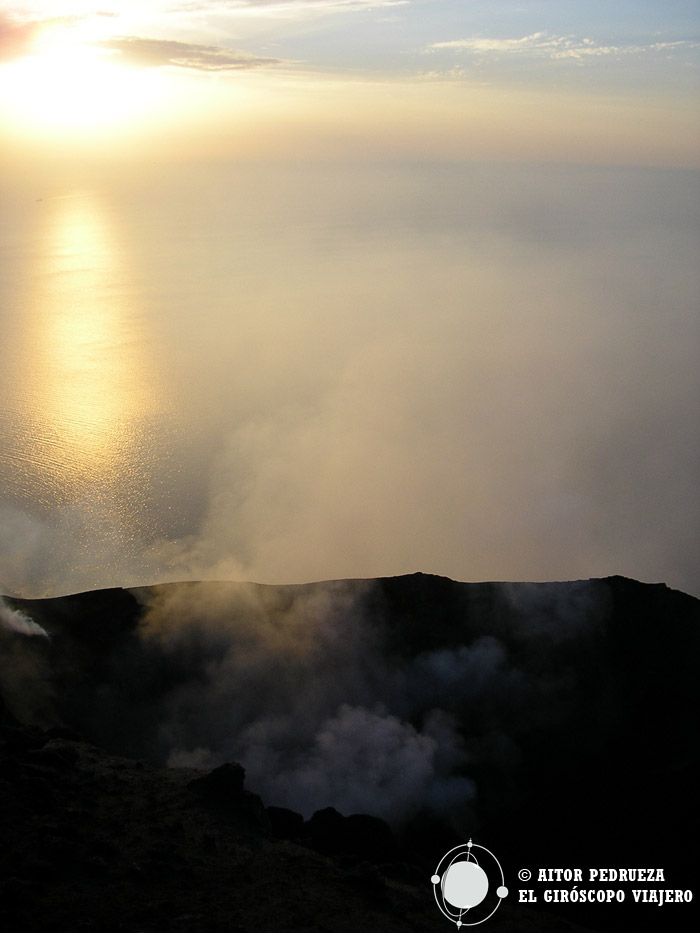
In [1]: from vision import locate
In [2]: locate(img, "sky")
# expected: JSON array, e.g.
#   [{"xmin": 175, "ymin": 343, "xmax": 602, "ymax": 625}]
[
  {"xmin": 1, "ymin": 1, "xmax": 699, "ymax": 167},
  {"xmin": 0, "ymin": 3, "xmax": 699, "ymax": 600}
]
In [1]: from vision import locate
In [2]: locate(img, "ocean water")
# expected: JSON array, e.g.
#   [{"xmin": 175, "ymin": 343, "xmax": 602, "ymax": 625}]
[{"xmin": 1, "ymin": 161, "xmax": 698, "ymax": 596}]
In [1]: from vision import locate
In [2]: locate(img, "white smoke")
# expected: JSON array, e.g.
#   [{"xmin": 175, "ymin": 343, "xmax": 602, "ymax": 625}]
[
  {"xmin": 127, "ymin": 578, "xmax": 606, "ymax": 823},
  {"xmin": 0, "ymin": 597, "xmax": 53, "ymax": 725},
  {"xmin": 0, "ymin": 598, "xmax": 50, "ymax": 638}
]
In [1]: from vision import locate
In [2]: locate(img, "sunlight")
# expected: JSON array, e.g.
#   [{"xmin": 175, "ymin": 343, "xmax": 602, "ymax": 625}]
[
  {"xmin": 0, "ymin": 30, "xmax": 165, "ymax": 139},
  {"xmin": 23, "ymin": 192, "xmax": 155, "ymax": 499}
]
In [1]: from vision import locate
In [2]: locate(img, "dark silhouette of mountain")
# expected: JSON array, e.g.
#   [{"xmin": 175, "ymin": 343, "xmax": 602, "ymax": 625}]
[{"xmin": 1, "ymin": 574, "xmax": 698, "ymax": 932}]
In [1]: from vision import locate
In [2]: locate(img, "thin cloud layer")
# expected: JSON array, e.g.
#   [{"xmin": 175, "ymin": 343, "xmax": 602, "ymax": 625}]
[
  {"xmin": 429, "ymin": 31, "xmax": 700, "ymax": 62},
  {"xmin": 180, "ymin": 0, "xmax": 408, "ymax": 12},
  {"xmin": 1, "ymin": 1, "xmax": 398, "ymax": 72},
  {"xmin": 99, "ymin": 36, "xmax": 283, "ymax": 71}
]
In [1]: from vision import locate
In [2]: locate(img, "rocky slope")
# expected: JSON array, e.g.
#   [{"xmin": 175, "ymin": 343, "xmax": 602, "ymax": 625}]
[{"xmin": 0, "ymin": 708, "xmax": 602, "ymax": 933}]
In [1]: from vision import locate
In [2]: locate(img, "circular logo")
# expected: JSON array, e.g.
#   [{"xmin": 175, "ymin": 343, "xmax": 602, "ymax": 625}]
[{"xmin": 431, "ymin": 839, "xmax": 508, "ymax": 927}]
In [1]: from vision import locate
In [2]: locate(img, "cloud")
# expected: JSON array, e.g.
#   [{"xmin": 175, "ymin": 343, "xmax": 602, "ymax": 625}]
[
  {"xmin": 431, "ymin": 32, "xmax": 559, "ymax": 54},
  {"xmin": 98, "ymin": 35, "xmax": 283, "ymax": 71},
  {"xmin": 428, "ymin": 31, "xmax": 700, "ymax": 62},
  {"xmin": 181, "ymin": 0, "xmax": 408, "ymax": 13}
]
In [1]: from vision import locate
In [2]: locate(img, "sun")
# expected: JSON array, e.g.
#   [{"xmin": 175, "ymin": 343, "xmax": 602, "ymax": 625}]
[{"xmin": 0, "ymin": 26, "xmax": 164, "ymax": 139}]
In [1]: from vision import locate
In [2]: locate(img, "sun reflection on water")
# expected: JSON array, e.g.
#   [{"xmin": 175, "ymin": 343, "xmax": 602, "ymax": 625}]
[
  {"xmin": 33, "ymin": 195, "xmax": 143, "ymax": 472},
  {"xmin": 5, "ymin": 191, "xmax": 161, "ymax": 521}
]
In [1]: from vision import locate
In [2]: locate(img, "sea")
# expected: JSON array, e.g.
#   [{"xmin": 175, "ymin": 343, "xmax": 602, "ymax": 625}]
[{"xmin": 1, "ymin": 160, "xmax": 698, "ymax": 597}]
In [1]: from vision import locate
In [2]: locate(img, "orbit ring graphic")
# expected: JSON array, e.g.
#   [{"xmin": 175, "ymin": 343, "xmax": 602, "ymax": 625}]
[{"xmin": 431, "ymin": 839, "xmax": 508, "ymax": 927}]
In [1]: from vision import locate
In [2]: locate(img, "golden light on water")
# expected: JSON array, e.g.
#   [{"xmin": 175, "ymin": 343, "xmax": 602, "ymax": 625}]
[
  {"xmin": 11, "ymin": 192, "xmax": 156, "ymax": 510},
  {"xmin": 0, "ymin": 188, "xmax": 182, "ymax": 593}
]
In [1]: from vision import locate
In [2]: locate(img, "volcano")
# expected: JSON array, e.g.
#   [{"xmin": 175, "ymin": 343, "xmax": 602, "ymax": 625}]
[{"xmin": 1, "ymin": 573, "xmax": 697, "ymax": 932}]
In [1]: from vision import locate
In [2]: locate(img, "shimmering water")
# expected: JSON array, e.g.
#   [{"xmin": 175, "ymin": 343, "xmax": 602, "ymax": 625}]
[
  {"xmin": 5, "ymin": 195, "xmax": 154, "ymax": 500},
  {"xmin": 1, "ymin": 162, "xmax": 699, "ymax": 596}
]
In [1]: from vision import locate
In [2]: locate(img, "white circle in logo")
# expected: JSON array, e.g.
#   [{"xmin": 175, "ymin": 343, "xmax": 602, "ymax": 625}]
[{"xmin": 442, "ymin": 861, "xmax": 489, "ymax": 910}]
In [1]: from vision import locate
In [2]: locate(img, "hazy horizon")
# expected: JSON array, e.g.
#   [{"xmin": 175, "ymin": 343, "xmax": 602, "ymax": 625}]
[{"xmin": 1, "ymin": 2, "xmax": 698, "ymax": 599}]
